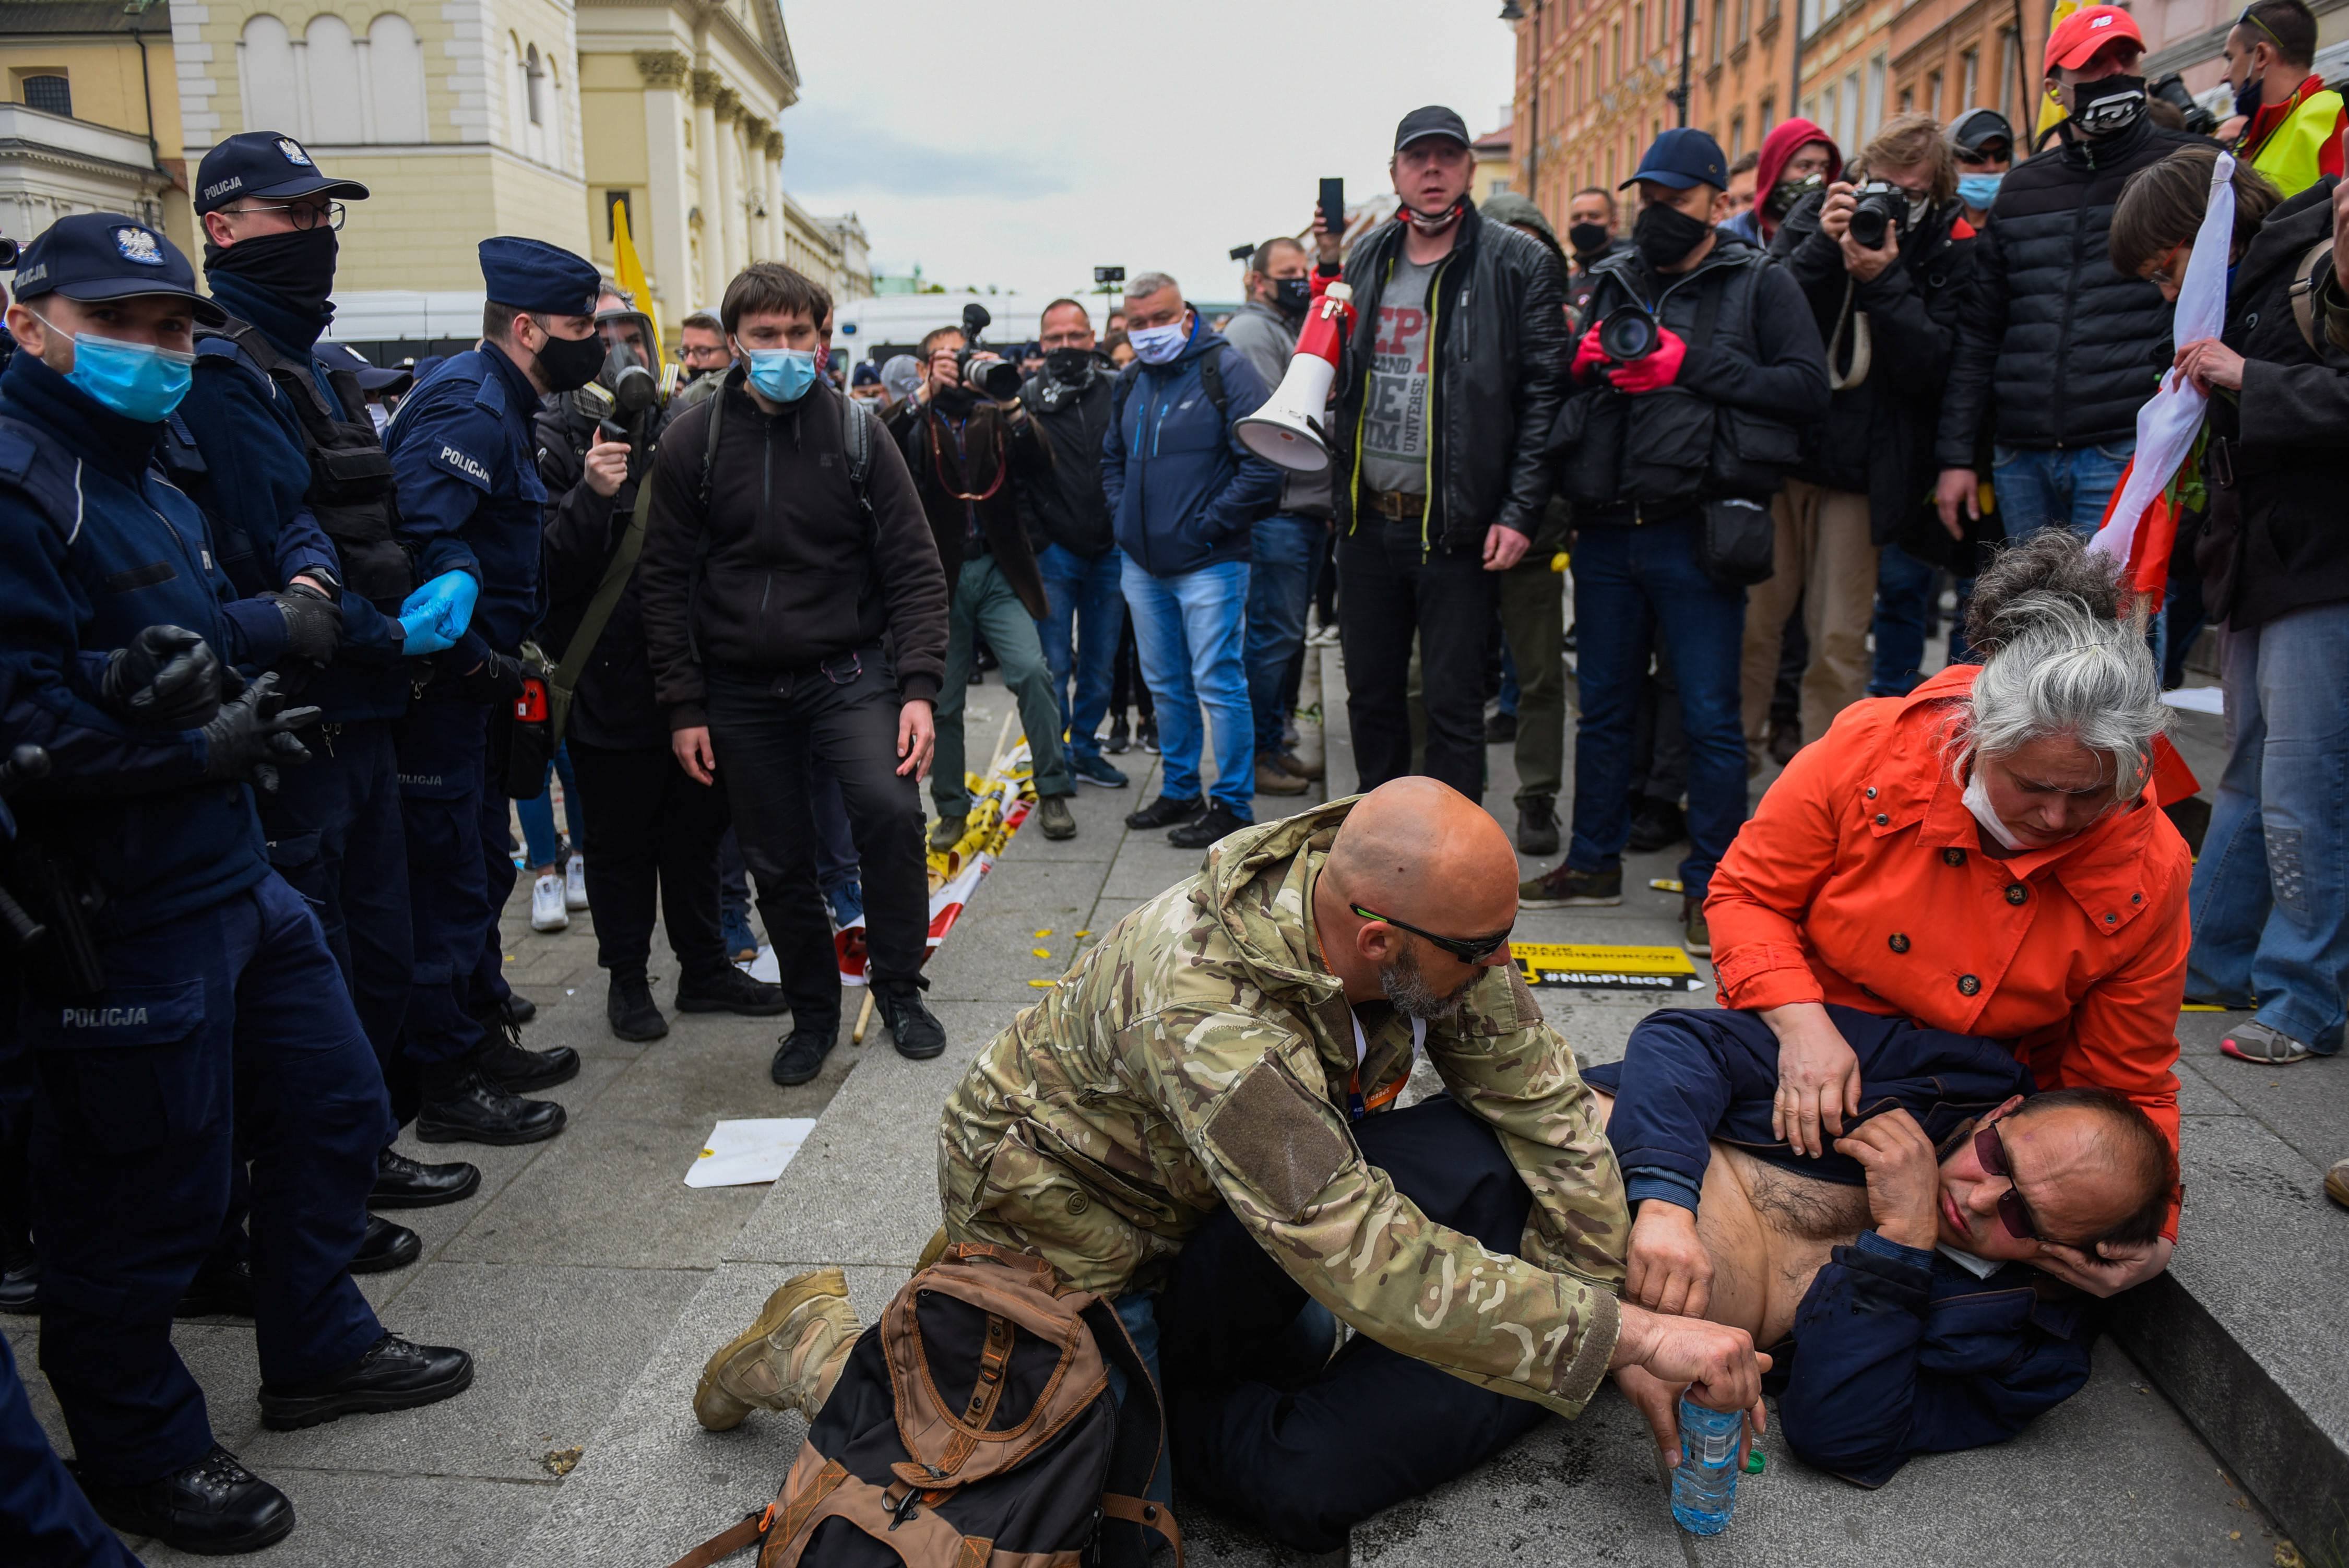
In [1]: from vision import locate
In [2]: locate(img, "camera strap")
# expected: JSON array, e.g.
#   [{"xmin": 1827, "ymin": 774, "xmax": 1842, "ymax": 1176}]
[{"xmin": 1826, "ymin": 276, "xmax": 1874, "ymax": 391}]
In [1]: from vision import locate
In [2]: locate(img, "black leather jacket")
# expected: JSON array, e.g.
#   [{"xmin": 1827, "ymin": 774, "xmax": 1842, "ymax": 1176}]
[
  {"xmin": 1935, "ymin": 116, "xmax": 2204, "ymax": 467},
  {"xmin": 1325, "ymin": 203, "xmax": 1568, "ymax": 550}
]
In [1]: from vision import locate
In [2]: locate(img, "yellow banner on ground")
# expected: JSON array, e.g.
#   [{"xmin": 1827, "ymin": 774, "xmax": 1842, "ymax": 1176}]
[{"xmin": 1513, "ymin": 942, "xmax": 1706, "ymax": 992}]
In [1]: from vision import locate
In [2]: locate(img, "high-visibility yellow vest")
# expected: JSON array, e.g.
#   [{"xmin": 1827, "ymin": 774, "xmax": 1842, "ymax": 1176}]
[{"xmin": 2249, "ymin": 86, "xmax": 2345, "ymax": 198}]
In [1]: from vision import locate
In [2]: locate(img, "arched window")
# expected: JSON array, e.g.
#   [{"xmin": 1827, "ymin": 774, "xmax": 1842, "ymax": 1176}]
[
  {"xmin": 240, "ymin": 15, "xmax": 299, "ymax": 139},
  {"xmin": 367, "ymin": 14, "xmax": 426, "ymax": 142},
  {"xmin": 305, "ymin": 15, "xmax": 362, "ymax": 143},
  {"xmin": 525, "ymin": 44, "xmax": 544, "ymax": 126}
]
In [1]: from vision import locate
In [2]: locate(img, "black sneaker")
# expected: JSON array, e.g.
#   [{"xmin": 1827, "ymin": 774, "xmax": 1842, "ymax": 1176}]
[
  {"xmin": 1138, "ymin": 717, "xmax": 1160, "ymax": 753},
  {"xmin": 874, "ymin": 981, "xmax": 946, "ymax": 1061},
  {"xmin": 1168, "ymin": 802, "xmax": 1248, "ymax": 850},
  {"xmin": 415, "ymin": 1071, "xmax": 566, "ymax": 1146},
  {"xmin": 674, "ymin": 966, "xmax": 788, "ymax": 1017},
  {"xmin": 0, "ymin": 1254, "xmax": 36, "ymax": 1315},
  {"xmin": 350, "ymin": 1215, "xmax": 422, "ymax": 1275},
  {"xmin": 473, "ymin": 1008, "xmax": 579, "ymax": 1093},
  {"xmin": 1626, "ymin": 795, "xmax": 1687, "ymax": 854},
  {"xmin": 770, "ymin": 1030, "xmax": 835, "ymax": 1086},
  {"xmin": 1518, "ymin": 862, "xmax": 1623, "ymax": 909},
  {"xmin": 370, "ymin": 1147, "xmax": 480, "ymax": 1209},
  {"xmin": 1124, "ymin": 793, "xmax": 1201, "ymax": 831},
  {"xmin": 258, "ymin": 1333, "xmax": 473, "ymax": 1430},
  {"xmin": 1036, "ymin": 794, "xmax": 1077, "ymax": 840},
  {"xmin": 1515, "ymin": 797, "xmax": 1560, "ymax": 857},
  {"xmin": 607, "ymin": 972, "xmax": 669, "ymax": 1041},
  {"xmin": 1104, "ymin": 718, "xmax": 1131, "ymax": 754},
  {"xmin": 78, "ymin": 1444, "xmax": 294, "ymax": 1555}
]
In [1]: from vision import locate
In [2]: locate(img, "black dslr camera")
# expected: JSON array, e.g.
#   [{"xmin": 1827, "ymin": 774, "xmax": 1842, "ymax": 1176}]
[
  {"xmin": 1598, "ymin": 302, "xmax": 1659, "ymax": 363},
  {"xmin": 1846, "ymin": 181, "xmax": 1913, "ymax": 250},
  {"xmin": 2152, "ymin": 73, "xmax": 2220, "ymax": 135},
  {"xmin": 955, "ymin": 303, "xmax": 1024, "ymax": 400}
]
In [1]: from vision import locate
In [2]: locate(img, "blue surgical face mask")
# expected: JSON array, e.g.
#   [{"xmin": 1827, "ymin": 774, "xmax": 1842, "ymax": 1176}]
[
  {"xmin": 33, "ymin": 309, "xmax": 193, "ymax": 422},
  {"xmin": 1129, "ymin": 319, "xmax": 1189, "ymax": 365},
  {"xmin": 745, "ymin": 346, "xmax": 818, "ymax": 403},
  {"xmin": 1957, "ymin": 173, "xmax": 2004, "ymax": 209}
]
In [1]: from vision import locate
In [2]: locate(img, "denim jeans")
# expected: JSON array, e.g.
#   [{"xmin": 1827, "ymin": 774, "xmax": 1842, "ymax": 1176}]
[
  {"xmin": 1991, "ymin": 442, "xmax": 2134, "ymax": 539},
  {"xmin": 1034, "ymin": 542, "xmax": 1126, "ymax": 765},
  {"xmin": 1568, "ymin": 518, "xmax": 1749, "ymax": 895},
  {"xmin": 1871, "ymin": 542, "xmax": 1939, "ymax": 697},
  {"xmin": 1243, "ymin": 514, "xmax": 1321, "ymax": 757},
  {"xmin": 1121, "ymin": 555, "xmax": 1253, "ymax": 814},
  {"xmin": 513, "ymin": 742, "xmax": 582, "ymax": 868},
  {"xmin": 2186, "ymin": 603, "xmax": 2349, "ymax": 1052}
]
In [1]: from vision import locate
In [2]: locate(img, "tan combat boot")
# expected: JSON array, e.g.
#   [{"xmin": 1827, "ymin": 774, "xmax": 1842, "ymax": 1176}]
[{"xmin": 693, "ymin": 1267, "xmax": 862, "ymax": 1432}]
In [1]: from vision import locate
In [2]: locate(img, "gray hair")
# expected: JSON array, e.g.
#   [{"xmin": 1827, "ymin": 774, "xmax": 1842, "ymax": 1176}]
[
  {"xmin": 1123, "ymin": 270, "xmax": 1180, "ymax": 302},
  {"xmin": 1948, "ymin": 533, "xmax": 2167, "ymax": 800}
]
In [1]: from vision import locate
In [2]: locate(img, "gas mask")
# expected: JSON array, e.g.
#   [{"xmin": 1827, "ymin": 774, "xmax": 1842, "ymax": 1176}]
[{"xmin": 596, "ymin": 308, "xmax": 661, "ymax": 414}]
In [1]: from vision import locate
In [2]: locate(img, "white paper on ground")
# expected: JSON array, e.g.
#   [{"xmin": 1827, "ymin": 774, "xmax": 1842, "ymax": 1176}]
[
  {"xmin": 683, "ymin": 1118, "xmax": 818, "ymax": 1188},
  {"xmin": 2160, "ymin": 685, "xmax": 2225, "ymax": 716},
  {"xmin": 744, "ymin": 943, "xmax": 777, "ymax": 983}
]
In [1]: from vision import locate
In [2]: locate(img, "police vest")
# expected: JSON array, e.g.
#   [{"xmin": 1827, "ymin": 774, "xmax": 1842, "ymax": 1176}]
[
  {"xmin": 2248, "ymin": 86, "xmax": 2345, "ymax": 198},
  {"xmin": 174, "ymin": 320, "xmax": 417, "ymax": 611}
]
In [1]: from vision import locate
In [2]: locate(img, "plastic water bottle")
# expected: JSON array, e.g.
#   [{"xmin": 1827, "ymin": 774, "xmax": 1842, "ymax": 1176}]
[{"xmin": 1670, "ymin": 1392, "xmax": 1742, "ymax": 1535}]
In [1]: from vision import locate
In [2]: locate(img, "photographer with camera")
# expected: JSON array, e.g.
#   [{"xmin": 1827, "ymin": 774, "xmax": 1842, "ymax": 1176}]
[
  {"xmin": 896, "ymin": 307, "xmax": 1076, "ymax": 845},
  {"xmin": 535, "ymin": 289, "xmax": 787, "ymax": 1043},
  {"xmin": 1742, "ymin": 115, "xmax": 1978, "ymax": 753},
  {"xmin": 1520, "ymin": 129, "xmax": 1829, "ymax": 952},
  {"xmin": 1935, "ymin": 5, "xmax": 2204, "ymax": 542}
]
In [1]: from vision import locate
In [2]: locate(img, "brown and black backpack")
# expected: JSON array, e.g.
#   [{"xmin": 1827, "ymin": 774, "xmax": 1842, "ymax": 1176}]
[{"xmin": 671, "ymin": 1244, "xmax": 1182, "ymax": 1568}]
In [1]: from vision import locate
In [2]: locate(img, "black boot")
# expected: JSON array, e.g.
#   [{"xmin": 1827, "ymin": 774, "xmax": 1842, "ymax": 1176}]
[
  {"xmin": 770, "ymin": 1030, "xmax": 835, "ymax": 1087},
  {"xmin": 370, "ymin": 1147, "xmax": 480, "ymax": 1209},
  {"xmin": 77, "ymin": 1444, "xmax": 294, "ymax": 1555},
  {"xmin": 1168, "ymin": 802, "xmax": 1248, "ymax": 850},
  {"xmin": 472, "ymin": 1007, "xmax": 579, "ymax": 1092},
  {"xmin": 257, "ymin": 1333, "xmax": 473, "ymax": 1431},
  {"xmin": 1515, "ymin": 796, "xmax": 1561, "ymax": 857},
  {"xmin": 607, "ymin": 972, "xmax": 669, "ymax": 1041},
  {"xmin": 1124, "ymin": 793, "xmax": 1200, "ymax": 831},
  {"xmin": 873, "ymin": 981, "xmax": 945, "ymax": 1061},
  {"xmin": 350, "ymin": 1215, "xmax": 422, "ymax": 1275},
  {"xmin": 1626, "ymin": 794, "xmax": 1687, "ymax": 854},
  {"xmin": 674, "ymin": 966, "xmax": 789, "ymax": 1017},
  {"xmin": 497, "ymin": 991, "xmax": 538, "ymax": 1027},
  {"xmin": 174, "ymin": 1257, "xmax": 256, "ymax": 1320},
  {"xmin": 415, "ymin": 1067, "xmax": 566, "ymax": 1146}
]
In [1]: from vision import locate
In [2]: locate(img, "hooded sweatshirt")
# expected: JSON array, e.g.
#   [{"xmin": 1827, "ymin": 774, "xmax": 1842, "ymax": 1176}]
[{"xmin": 1751, "ymin": 117, "xmax": 1844, "ymax": 242}]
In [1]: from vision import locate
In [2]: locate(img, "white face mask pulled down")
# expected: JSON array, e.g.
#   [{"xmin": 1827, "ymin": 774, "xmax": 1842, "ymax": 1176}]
[{"xmin": 1961, "ymin": 767, "xmax": 2029, "ymax": 852}]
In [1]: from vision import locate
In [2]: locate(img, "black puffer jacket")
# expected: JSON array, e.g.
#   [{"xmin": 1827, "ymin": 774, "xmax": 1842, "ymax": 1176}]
[
  {"xmin": 1556, "ymin": 234, "xmax": 1831, "ymax": 517},
  {"xmin": 1771, "ymin": 189, "xmax": 1977, "ymax": 541},
  {"xmin": 2198, "ymin": 178, "xmax": 2349, "ymax": 629},
  {"xmin": 1935, "ymin": 116, "xmax": 2205, "ymax": 467},
  {"xmin": 1325, "ymin": 202, "xmax": 1568, "ymax": 548}
]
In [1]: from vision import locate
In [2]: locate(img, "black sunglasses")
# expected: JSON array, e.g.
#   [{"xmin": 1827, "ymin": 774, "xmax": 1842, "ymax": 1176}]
[
  {"xmin": 1349, "ymin": 904, "xmax": 1512, "ymax": 964},
  {"xmin": 1955, "ymin": 145, "xmax": 2010, "ymax": 167},
  {"xmin": 1972, "ymin": 1119, "xmax": 2041, "ymax": 1241}
]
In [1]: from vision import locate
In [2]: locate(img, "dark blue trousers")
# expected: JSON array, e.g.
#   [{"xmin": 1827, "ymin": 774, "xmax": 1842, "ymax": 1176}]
[
  {"xmin": 23, "ymin": 874, "xmax": 389, "ymax": 1483},
  {"xmin": 0, "ymin": 1333, "xmax": 141, "ymax": 1566},
  {"xmin": 260, "ymin": 718, "xmax": 416, "ymax": 1119},
  {"xmin": 394, "ymin": 699, "xmax": 493, "ymax": 1067},
  {"xmin": 1157, "ymin": 1096, "xmax": 1548, "ymax": 1554}
]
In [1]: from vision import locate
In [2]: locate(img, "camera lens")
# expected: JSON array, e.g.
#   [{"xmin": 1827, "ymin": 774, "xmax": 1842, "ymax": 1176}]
[
  {"xmin": 1598, "ymin": 304, "xmax": 1658, "ymax": 364},
  {"xmin": 974, "ymin": 359, "xmax": 1024, "ymax": 399}
]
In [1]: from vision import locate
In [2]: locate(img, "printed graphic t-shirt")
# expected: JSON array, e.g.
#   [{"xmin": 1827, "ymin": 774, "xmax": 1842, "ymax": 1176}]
[{"xmin": 1359, "ymin": 253, "xmax": 1441, "ymax": 497}]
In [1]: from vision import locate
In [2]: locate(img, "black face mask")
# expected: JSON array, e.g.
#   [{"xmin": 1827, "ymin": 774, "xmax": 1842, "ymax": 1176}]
[
  {"xmin": 532, "ymin": 326, "xmax": 606, "ymax": 394},
  {"xmin": 931, "ymin": 382, "xmax": 982, "ymax": 417},
  {"xmin": 1633, "ymin": 202, "xmax": 1712, "ymax": 270},
  {"xmin": 204, "ymin": 227, "xmax": 338, "ymax": 318},
  {"xmin": 1568, "ymin": 222, "xmax": 1611, "ymax": 260},
  {"xmin": 2072, "ymin": 74, "xmax": 2149, "ymax": 136},
  {"xmin": 1045, "ymin": 346, "xmax": 1095, "ymax": 385},
  {"xmin": 1273, "ymin": 276, "xmax": 1313, "ymax": 317}
]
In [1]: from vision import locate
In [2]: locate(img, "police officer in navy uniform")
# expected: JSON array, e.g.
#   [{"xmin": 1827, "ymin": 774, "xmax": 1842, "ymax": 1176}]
[
  {"xmin": 176, "ymin": 131, "xmax": 482, "ymax": 1218},
  {"xmin": 0, "ymin": 215, "xmax": 471, "ymax": 1555},
  {"xmin": 384, "ymin": 237, "xmax": 601, "ymax": 1142}
]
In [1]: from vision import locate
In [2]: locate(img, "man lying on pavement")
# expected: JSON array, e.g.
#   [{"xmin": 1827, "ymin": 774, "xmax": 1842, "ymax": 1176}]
[
  {"xmin": 1584, "ymin": 1005, "xmax": 2176, "ymax": 1484},
  {"xmin": 688, "ymin": 779, "xmax": 1767, "ymax": 1552}
]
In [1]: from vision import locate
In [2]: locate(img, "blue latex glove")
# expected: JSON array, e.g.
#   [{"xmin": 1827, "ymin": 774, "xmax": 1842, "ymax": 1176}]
[{"xmin": 397, "ymin": 570, "xmax": 478, "ymax": 656}]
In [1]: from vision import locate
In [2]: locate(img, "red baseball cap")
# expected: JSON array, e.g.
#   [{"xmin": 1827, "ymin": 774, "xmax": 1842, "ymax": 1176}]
[{"xmin": 2045, "ymin": 4, "xmax": 2143, "ymax": 73}]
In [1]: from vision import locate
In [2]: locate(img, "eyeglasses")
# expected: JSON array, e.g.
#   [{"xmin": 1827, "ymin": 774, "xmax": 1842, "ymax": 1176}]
[
  {"xmin": 2146, "ymin": 243, "xmax": 2193, "ymax": 288},
  {"xmin": 1954, "ymin": 146, "xmax": 2009, "ymax": 167},
  {"xmin": 1972, "ymin": 1119, "xmax": 2042, "ymax": 1241},
  {"xmin": 1349, "ymin": 904, "xmax": 1512, "ymax": 965},
  {"xmin": 228, "ymin": 200, "xmax": 345, "ymax": 232}
]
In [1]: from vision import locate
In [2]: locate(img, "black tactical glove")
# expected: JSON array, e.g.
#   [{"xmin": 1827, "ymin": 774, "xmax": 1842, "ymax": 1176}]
[
  {"xmin": 199, "ymin": 670, "xmax": 320, "ymax": 793},
  {"xmin": 100, "ymin": 625, "xmax": 223, "ymax": 729},
  {"xmin": 457, "ymin": 649, "xmax": 528, "ymax": 706},
  {"xmin": 264, "ymin": 582, "xmax": 343, "ymax": 665}
]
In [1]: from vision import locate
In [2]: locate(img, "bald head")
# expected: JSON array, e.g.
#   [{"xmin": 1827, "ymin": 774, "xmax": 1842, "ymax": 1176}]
[{"xmin": 1325, "ymin": 779, "xmax": 1520, "ymax": 936}]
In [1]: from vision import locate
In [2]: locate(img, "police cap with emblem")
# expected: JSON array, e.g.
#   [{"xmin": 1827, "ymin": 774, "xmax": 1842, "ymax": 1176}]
[
  {"xmin": 193, "ymin": 131, "xmax": 370, "ymax": 216},
  {"xmin": 9, "ymin": 212, "xmax": 226, "ymax": 325},
  {"xmin": 478, "ymin": 237, "xmax": 601, "ymax": 317}
]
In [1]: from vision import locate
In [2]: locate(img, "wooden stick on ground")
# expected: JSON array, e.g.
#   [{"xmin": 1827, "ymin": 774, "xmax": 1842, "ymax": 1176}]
[{"xmin": 851, "ymin": 988, "xmax": 876, "ymax": 1045}]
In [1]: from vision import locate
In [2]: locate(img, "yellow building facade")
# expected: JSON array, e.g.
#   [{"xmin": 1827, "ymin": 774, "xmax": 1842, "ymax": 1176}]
[{"xmin": 0, "ymin": 2, "xmax": 192, "ymax": 251}]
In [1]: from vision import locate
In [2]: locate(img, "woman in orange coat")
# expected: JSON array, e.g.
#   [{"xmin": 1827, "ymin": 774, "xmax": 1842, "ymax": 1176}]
[{"xmin": 1704, "ymin": 534, "xmax": 2189, "ymax": 1296}]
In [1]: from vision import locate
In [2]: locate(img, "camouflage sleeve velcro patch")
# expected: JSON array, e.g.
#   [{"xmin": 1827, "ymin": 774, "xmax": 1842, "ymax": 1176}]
[
  {"xmin": 1200, "ymin": 1056, "xmax": 1354, "ymax": 1222},
  {"xmin": 1506, "ymin": 965, "xmax": 1544, "ymax": 1028},
  {"xmin": 1549, "ymin": 1287, "xmax": 1620, "ymax": 1410}
]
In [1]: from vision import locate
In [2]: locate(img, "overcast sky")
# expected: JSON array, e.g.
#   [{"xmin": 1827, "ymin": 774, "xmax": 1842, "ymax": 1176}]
[{"xmin": 778, "ymin": 1, "xmax": 1518, "ymax": 309}]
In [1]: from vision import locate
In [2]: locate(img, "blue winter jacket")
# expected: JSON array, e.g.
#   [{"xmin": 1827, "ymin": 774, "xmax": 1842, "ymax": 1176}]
[
  {"xmin": 1585, "ymin": 1005, "xmax": 2094, "ymax": 1487},
  {"xmin": 1098, "ymin": 317, "xmax": 1281, "ymax": 578}
]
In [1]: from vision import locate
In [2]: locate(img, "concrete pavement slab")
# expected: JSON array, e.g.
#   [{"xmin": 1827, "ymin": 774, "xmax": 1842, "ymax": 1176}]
[
  {"xmin": 585, "ymin": 1016, "xmax": 853, "ymax": 1126},
  {"xmin": 136, "ymin": 1469, "xmax": 556, "ymax": 1568}
]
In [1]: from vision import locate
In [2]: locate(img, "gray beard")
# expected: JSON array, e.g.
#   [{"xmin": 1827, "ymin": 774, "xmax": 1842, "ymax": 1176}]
[{"xmin": 1379, "ymin": 942, "xmax": 1469, "ymax": 1023}]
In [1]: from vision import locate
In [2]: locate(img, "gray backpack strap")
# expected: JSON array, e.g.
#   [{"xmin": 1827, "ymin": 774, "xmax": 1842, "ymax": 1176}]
[{"xmin": 2288, "ymin": 238, "xmax": 2335, "ymax": 351}]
